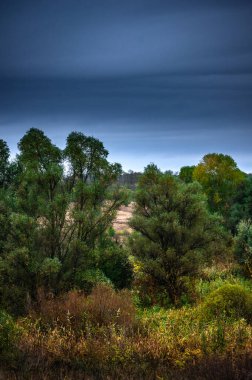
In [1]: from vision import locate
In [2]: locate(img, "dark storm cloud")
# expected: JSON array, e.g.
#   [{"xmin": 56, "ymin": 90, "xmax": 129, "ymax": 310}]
[
  {"xmin": 0, "ymin": 0, "xmax": 252, "ymax": 171},
  {"xmin": 0, "ymin": 0, "xmax": 252, "ymax": 77},
  {"xmin": 1, "ymin": 75, "xmax": 252, "ymax": 124},
  {"xmin": 1, "ymin": 74, "xmax": 251, "ymax": 171}
]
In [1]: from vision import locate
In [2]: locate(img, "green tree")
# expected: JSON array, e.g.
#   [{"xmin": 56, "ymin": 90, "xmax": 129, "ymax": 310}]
[
  {"xmin": 17, "ymin": 129, "xmax": 68, "ymax": 274},
  {"xmin": 0, "ymin": 212, "xmax": 38, "ymax": 314},
  {"xmin": 0, "ymin": 139, "xmax": 10, "ymax": 188},
  {"xmin": 97, "ymin": 236, "xmax": 133, "ymax": 289},
  {"xmin": 17, "ymin": 128, "xmax": 64, "ymax": 216},
  {"xmin": 179, "ymin": 165, "xmax": 195, "ymax": 183},
  {"xmin": 193, "ymin": 154, "xmax": 245, "ymax": 217},
  {"xmin": 234, "ymin": 219, "xmax": 252, "ymax": 277},
  {"xmin": 227, "ymin": 175, "xmax": 252, "ymax": 232},
  {"xmin": 129, "ymin": 164, "xmax": 228, "ymax": 304},
  {"xmin": 63, "ymin": 132, "xmax": 127, "ymax": 287},
  {"xmin": 0, "ymin": 129, "xmax": 132, "ymax": 314}
]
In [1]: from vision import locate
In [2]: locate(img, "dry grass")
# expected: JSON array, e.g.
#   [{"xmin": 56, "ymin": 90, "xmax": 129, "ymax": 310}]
[
  {"xmin": 10, "ymin": 292, "xmax": 252, "ymax": 379},
  {"xmin": 2, "ymin": 283, "xmax": 252, "ymax": 379}
]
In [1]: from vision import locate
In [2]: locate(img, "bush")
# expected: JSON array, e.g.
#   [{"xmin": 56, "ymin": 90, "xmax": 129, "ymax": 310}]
[
  {"xmin": 0, "ymin": 310, "xmax": 20, "ymax": 364},
  {"xmin": 98, "ymin": 245, "xmax": 133, "ymax": 289},
  {"xmin": 31, "ymin": 288, "xmax": 86, "ymax": 328},
  {"xmin": 196, "ymin": 262, "xmax": 252, "ymax": 300},
  {"xmin": 201, "ymin": 284, "xmax": 252, "ymax": 322},
  {"xmin": 83, "ymin": 284, "xmax": 136, "ymax": 329},
  {"xmin": 31, "ymin": 284, "xmax": 137, "ymax": 331}
]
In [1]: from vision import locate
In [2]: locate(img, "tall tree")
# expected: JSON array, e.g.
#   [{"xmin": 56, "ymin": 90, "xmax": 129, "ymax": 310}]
[
  {"xmin": 63, "ymin": 132, "xmax": 127, "ymax": 287},
  {"xmin": 17, "ymin": 128, "xmax": 67, "ymax": 261},
  {"xmin": 129, "ymin": 164, "xmax": 229, "ymax": 304}
]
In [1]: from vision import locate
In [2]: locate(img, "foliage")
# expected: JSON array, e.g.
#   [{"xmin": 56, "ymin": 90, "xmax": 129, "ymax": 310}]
[
  {"xmin": 0, "ymin": 139, "xmax": 10, "ymax": 187},
  {"xmin": 234, "ymin": 219, "xmax": 252, "ymax": 277},
  {"xmin": 31, "ymin": 284, "xmax": 136, "ymax": 331},
  {"xmin": 98, "ymin": 239, "xmax": 133, "ymax": 289},
  {"xmin": 179, "ymin": 165, "xmax": 195, "ymax": 183},
  {"xmin": 0, "ymin": 193, "xmax": 11, "ymax": 253},
  {"xmin": 196, "ymin": 263, "xmax": 252, "ymax": 300},
  {"xmin": 193, "ymin": 153, "xmax": 245, "ymax": 219},
  {"xmin": 11, "ymin": 295, "xmax": 252, "ymax": 379},
  {"xmin": 1, "ymin": 131, "xmax": 252, "ymax": 378},
  {"xmin": 82, "ymin": 284, "xmax": 136, "ymax": 328},
  {"xmin": 0, "ymin": 129, "xmax": 130, "ymax": 314},
  {"xmin": 0, "ymin": 212, "xmax": 37, "ymax": 315},
  {"xmin": 74, "ymin": 268, "xmax": 112, "ymax": 293},
  {"xmin": 0, "ymin": 310, "xmax": 21, "ymax": 364},
  {"xmin": 201, "ymin": 284, "xmax": 252, "ymax": 322},
  {"xmin": 129, "ymin": 164, "xmax": 229, "ymax": 303},
  {"xmin": 227, "ymin": 175, "xmax": 252, "ymax": 232}
]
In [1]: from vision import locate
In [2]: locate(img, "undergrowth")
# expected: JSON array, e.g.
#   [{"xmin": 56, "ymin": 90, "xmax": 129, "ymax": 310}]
[{"xmin": 1, "ymin": 276, "xmax": 252, "ymax": 379}]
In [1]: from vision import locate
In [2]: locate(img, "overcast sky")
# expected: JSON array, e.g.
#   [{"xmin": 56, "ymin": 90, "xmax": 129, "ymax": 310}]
[{"xmin": 0, "ymin": 0, "xmax": 252, "ymax": 172}]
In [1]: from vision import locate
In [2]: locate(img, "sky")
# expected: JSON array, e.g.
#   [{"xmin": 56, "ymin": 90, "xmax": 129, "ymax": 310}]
[{"xmin": 0, "ymin": 0, "xmax": 252, "ymax": 172}]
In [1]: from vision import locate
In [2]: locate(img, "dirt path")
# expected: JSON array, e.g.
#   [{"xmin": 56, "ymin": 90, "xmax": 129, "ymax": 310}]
[{"xmin": 113, "ymin": 202, "xmax": 134, "ymax": 234}]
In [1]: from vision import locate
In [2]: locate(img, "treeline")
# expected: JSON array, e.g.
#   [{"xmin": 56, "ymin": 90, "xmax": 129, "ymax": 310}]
[
  {"xmin": 0, "ymin": 130, "xmax": 252, "ymax": 313},
  {"xmin": 117, "ymin": 170, "xmax": 142, "ymax": 189}
]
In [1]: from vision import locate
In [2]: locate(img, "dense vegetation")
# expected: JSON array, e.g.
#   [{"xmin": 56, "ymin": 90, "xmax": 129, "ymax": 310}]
[{"xmin": 0, "ymin": 129, "xmax": 252, "ymax": 379}]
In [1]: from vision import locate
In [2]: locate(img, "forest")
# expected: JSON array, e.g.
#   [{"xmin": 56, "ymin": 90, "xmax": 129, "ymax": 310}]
[{"xmin": 0, "ymin": 128, "xmax": 252, "ymax": 379}]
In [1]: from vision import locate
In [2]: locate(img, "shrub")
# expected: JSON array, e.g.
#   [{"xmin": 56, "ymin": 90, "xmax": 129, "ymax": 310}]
[
  {"xmin": 83, "ymin": 284, "xmax": 136, "ymax": 329},
  {"xmin": 31, "ymin": 288, "xmax": 86, "ymax": 328},
  {"xmin": 201, "ymin": 284, "xmax": 252, "ymax": 322},
  {"xmin": 31, "ymin": 284, "xmax": 137, "ymax": 332},
  {"xmin": 98, "ymin": 245, "xmax": 133, "ymax": 289},
  {"xmin": 196, "ymin": 262, "xmax": 252, "ymax": 300}
]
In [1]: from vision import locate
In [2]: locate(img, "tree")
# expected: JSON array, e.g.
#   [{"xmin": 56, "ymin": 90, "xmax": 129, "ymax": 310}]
[
  {"xmin": 234, "ymin": 219, "xmax": 252, "ymax": 277},
  {"xmin": 17, "ymin": 128, "xmax": 64, "ymax": 216},
  {"xmin": 0, "ymin": 139, "xmax": 10, "ymax": 188},
  {"xmin": 227, "ymin": 175, "xmax": 252, "ymax": 232},
  {"xmin": 179, "ymin": 165, "xmax": 195, "ymax": 183},
  {"xmin": 0, "ymin": 212, "xmax": 38, "ymax": 314},
  {"xmin": 193, "ymin": 154, "xmax": 245, "ymax": 218},
  {"xmin": 63, "ymin": 131, "xmax": 127, "ymax": 287},
  {"xmin": 17, "ymin": 128, "xmax": 67, "ymax": 265},
  {"xmin": 0, "ymin": 129, "xmax": 130, "ymax": 314},
  {"xmin": 129, "ymin": 164, "xmax": 228, "ymax": 304},
  {"xmin": 0, "ymin": 129, "xmax": 67, "ymax": 310}
]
